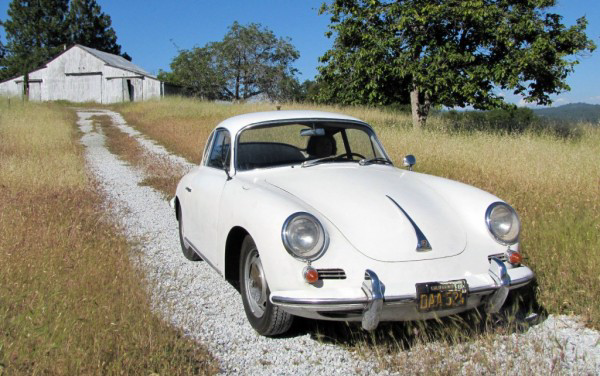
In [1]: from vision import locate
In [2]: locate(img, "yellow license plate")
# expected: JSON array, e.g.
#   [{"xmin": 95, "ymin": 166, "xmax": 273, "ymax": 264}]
[{"xmin": 416, "ymin": 279, "xmax": 468, "ymax": 312}]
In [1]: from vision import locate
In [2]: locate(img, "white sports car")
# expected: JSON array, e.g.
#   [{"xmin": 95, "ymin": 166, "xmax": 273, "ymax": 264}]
[{"xmin": 171, "ymin": 110, "xmax": 534, "ymax": 336}]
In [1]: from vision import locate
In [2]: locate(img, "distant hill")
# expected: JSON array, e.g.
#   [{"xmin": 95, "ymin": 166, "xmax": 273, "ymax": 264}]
[{"xmin": 533, "ymin": 103, "xmax": 600, "ymax": 124}]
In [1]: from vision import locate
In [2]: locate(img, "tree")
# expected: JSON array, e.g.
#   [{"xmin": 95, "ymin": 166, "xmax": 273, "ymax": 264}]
[
  {"xmin": 0, "ymin": 0, "xmax": 127, "ymax": 84},
  {"xmin": 158, "ymin": 46, "xmax": 226, "ymax": 98},
  {"xmin": 0, "ymin": 36, "xmax": 6, "ymax": 77},
  {"xmin": 163, "ymin": 22, "xmax": 300, "ymax": 101},
  {"xmin": 67, "ymin": 0, "xmax": 122, "ymax": 55},
  {"xmin": 319, "ymin": 0, "xmax": 596, "ymax": 128},
  {"xmin": 1, "ymin": 0, "xmax": 69, "ymax": 83}
]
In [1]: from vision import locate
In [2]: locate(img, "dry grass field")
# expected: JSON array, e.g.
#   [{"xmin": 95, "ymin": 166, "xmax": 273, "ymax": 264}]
[
  {"xmin": 0, "ymin": 100, "xmax": 217, "ymax": 375},
  {"xmin": 117, "ymin": 97, "xmax": 600, "ymax": 332}
]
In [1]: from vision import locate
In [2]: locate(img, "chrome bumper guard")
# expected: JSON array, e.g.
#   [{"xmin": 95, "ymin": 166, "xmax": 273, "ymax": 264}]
[
  {"xmin": 361, "ymin": 270, "xmax": 384, "ymax": 331},
  {"xmin": 485, "ymin": 258, "xmax": 510, "ymax": 314}
]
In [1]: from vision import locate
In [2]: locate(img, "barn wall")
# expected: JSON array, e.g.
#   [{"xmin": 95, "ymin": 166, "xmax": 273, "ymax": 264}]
[
  {"xmin": 0, "ymin": 77, "xmax": 23, "ymax": 97},
  {"xmin": 103, "ymin": 66, "xmax": 147, "ymax": 103},
  {"xmin": 144, "ymin": 78, "xmax": 162, "ymax": 100},
  {"xmin": 42, "ymin": 47, "xmax": 105, "ymax": 102}
]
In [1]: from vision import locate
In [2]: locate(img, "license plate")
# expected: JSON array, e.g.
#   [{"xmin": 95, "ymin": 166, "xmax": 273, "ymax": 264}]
[{"xmin": 416, "ymin": 279, "xmax": 468, "ymax": 312}]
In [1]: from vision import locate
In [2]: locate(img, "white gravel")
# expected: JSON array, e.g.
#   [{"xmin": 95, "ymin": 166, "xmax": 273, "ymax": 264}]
[{"xmin": 77, "ymin": 109, "xmax": 600, "ymax": 375}]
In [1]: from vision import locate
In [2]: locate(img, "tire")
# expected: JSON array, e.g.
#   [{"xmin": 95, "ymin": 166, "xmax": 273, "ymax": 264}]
[
  {"xmin": 177, "ymin": 205, "xmax": 201, "ymax": 261},
  {"xmin": 239, "ymin": 235, "xmax": 293, "ymax": 336}
]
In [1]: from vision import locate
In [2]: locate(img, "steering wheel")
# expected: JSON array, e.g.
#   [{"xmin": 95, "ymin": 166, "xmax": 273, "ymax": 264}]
[{"xmin": 335, "ymin": 152, "xmax": 365, "ymax": 160}]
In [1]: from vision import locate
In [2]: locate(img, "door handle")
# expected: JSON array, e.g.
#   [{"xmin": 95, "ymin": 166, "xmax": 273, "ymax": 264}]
[{"xmin": 185, "ymin": 187, "xmax": 192, "ymax": 192}]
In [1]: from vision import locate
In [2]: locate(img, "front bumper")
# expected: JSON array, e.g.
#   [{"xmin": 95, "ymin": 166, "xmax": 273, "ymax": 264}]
[{"xmin": 271, "ymin": 259, "xmax": 534, "ymax": 331}]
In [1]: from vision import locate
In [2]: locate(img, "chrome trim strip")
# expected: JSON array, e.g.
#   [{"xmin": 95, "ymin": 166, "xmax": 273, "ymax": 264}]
[
  {"xmin": 386, "ymin": 195, "xmax": 432, "ymax": 251},
  {"xmin": 185, "ymin": 237, "xmax": 223, "ymax": 277},
  {"xmin": 469, "ymin": 284, "xmax": 497, "ymax": 294},
  {"xmin": 271, "ymin": 296, "xmax": 368, "ymax": 306},
  {"xmin": 509, "ymin": 274, "xmax": 535, "ymax": 287},
  {"xmin": 385, "ymin": 294, "xmax": 416, "ymax": 303}
]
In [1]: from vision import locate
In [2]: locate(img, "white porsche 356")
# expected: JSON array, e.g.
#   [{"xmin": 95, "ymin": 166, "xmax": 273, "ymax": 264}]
[{"xmin": 171, "ymin": 110, "xmax": 534, "ymax": 336}]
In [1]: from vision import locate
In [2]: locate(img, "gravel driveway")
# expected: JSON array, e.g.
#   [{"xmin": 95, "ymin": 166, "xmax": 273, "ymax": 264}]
[{"xmin": 77, "ymin": 109, "xmax": 600, "ymax": 375}]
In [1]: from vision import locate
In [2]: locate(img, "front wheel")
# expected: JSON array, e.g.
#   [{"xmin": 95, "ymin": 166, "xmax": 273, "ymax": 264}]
[{"xmin": 239, "ymin": 235, "xmax": 293, "ymax": 336}]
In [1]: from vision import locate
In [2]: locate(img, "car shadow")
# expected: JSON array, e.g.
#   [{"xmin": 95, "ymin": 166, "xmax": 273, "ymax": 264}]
[{"xmin": 278, "ymin": 280, "xmax": 547, "ymax": 350}]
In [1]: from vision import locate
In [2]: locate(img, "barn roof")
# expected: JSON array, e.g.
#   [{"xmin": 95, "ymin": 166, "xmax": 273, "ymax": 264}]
[{"xmin": 77, "ymin": 45, "xmax": 154, "ymax": 77}]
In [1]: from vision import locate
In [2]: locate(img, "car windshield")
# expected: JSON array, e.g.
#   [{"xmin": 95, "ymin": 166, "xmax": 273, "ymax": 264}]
[{"xmin": 236, "ymin": 121, "xmax": 389, "ymax": 171}]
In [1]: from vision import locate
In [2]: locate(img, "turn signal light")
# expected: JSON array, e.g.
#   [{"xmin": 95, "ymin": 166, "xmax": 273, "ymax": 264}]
[
  {"xmin": 303, "ymin": 266, "xmax": 319, "ymax": 284},
  {"xmin": 508, "ymin": 251, "xmax": 522, "ymax": 265}
]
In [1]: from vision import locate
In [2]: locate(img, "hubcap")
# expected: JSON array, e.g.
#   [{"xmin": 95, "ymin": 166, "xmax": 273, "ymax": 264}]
[{"xmin": 244, "ymin": 248, "xmax": 267, "ymax": 318}]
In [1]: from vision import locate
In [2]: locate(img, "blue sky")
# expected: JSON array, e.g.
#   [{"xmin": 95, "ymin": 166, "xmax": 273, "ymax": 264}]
[{"xmin": 1, "ymin": 0, "xmax": 598, "ymax": 106}]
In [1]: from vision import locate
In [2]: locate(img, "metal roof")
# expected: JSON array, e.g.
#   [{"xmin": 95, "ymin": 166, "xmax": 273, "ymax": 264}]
[{"xmin": 77, "ymin": 45, "xmax": 155, "ymax": 77}]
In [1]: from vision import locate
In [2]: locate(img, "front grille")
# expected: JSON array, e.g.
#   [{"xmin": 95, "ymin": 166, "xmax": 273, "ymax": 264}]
[
  {"xmin": 317, "ymin": 268, "xmax": 346, "ymax": 280},
  {"xmin": 488, "ymin": 253, "xmax": 508, "ymax": 263}
]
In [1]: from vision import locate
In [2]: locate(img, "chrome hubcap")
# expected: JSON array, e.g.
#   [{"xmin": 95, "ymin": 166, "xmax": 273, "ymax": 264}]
[{"xmin": 244, "ymin": 248, "xmax": 267, "ymax": 318}]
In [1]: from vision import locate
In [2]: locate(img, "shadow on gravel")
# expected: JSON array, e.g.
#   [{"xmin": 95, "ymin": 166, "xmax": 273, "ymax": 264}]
[{"xmin": 283, "ymin": 280, "xmax": 547, "ymax": 351}]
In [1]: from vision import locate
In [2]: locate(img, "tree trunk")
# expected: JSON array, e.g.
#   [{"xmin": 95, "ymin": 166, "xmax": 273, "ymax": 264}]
[
  {"xmin": 410, "ymin": 82, "xmax": 431, "ymax": 129},
  {"xmin": 23, "ymin": 71, "xmax": 29, "ymax": 101}
]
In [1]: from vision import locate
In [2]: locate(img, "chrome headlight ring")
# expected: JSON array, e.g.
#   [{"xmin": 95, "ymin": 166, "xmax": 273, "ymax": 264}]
[
  {"xmin": 281, "ymin": 212, "xmax": 329, "ymax": 261},
  {"xmin": 485, "ymin": 202, "xmax": 520, "ymax": 245}
]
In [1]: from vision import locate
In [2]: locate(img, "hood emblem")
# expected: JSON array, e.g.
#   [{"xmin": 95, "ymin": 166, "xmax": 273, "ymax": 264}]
[{"xmin": 386, "ymin": 195, "xmax": 433, "ymax": 252}]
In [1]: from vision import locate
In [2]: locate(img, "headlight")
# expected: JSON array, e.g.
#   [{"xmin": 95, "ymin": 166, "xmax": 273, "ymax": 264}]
[
  {"xmin": 281, "ymin": 212, "xmax": 328, "ymax": 261},
  {"xmin": 485, "ymin": 202, "xmax": 520, "ymax": 245}
]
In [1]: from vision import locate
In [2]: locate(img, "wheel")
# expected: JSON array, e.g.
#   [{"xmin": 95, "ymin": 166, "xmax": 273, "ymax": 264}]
[
  {"xmin": 239, "ymin": 235, "xmax": 293, "ymax": 336},
  {"xmin": 177, "ymin": 205, "xmax": 201, "ymax": 261}
]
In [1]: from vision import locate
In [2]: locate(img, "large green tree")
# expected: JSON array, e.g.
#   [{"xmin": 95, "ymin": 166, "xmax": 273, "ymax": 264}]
[
  {"xmin": 67, "ymin": 0, "xmax": 122, "ymax": 55},
  {"xmin": 158, "ymin": 46, "xmax": 226, "ymax": 98},
  {"xmin": 161, "ymin": 22, "xmax": 300, "ymax": 101},
  {"xmin": 1, "ymin": 0, "xmax": 69, "ymax": 83},
  {"xmin": 0, "ymin": 0, "xmax": 127, "ymax": 84},
  {"xmin": 318, "ymin": 0, "xmax": 596, "ymax": 128}
]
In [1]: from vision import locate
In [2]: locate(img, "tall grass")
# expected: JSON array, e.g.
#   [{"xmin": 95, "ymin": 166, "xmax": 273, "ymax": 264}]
[
  {"xmin": 117, "ymin": 97, "xmax": 600, "ymax": 330},
  {"xmin": 0, "ymin": 100, "xmax": 217, "ymax": 374}
]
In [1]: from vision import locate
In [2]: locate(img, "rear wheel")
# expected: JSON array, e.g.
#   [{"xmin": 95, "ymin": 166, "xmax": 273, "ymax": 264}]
[
  {"xmin": 177, "ymin": 205, "xmax": 201, "ymax": 261},
  {"xmin": 239, "ymin": 235, "xmax": 293, "ymax": 336}
]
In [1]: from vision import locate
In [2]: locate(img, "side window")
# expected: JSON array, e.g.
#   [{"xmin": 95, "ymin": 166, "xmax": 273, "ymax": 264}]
[{"xmin": 206, "ymin": 130, "xmax": 231, "ymax": 169}]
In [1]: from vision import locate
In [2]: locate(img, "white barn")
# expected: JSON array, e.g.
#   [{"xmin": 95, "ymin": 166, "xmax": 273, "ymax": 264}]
[{"xmin": 0, "ymin": 44, "xmax": 162, "ymax": 103}]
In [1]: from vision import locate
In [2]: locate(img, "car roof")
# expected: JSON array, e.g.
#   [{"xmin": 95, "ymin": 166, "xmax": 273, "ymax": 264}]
[{"xmin": 215, "ymin": 110, "xmax": 367, "ymax": 135}]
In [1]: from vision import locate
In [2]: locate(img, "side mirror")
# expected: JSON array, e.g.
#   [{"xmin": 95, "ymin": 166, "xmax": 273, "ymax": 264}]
[{"xmin": 403, "ymin": 154, "xmax": 416, "ymax": 171}]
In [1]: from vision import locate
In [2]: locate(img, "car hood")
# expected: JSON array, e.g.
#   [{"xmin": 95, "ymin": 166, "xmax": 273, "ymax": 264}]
[{"xmin": 264, "ymin": 164, "xmax": 467, "ymax": 262}]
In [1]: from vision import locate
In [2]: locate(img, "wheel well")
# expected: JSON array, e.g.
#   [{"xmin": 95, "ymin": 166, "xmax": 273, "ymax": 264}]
[{"xmin": 225, "ymin": 226, "xmax": 249, "ymax": 291}]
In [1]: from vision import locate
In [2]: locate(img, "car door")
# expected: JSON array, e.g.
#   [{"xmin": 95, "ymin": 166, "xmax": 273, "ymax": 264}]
[{"xmin": 186, "ymin": 128, "xmax": 231, "ymax": 269}]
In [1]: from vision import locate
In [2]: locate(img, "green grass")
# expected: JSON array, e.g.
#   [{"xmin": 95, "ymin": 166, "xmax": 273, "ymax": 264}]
[
  {"xmin": 117, "ymin": 97, "xmax": 600, "ymax": 330},
  {"xmin": 0, "ymin": 99, "xmax": 217, "ymax": 375}
]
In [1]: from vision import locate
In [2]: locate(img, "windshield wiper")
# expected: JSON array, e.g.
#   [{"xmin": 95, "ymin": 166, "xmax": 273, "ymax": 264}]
[
  {"xmin": 301, "ymin": 156, "xmax": 338, "ymax": 168},
  {"xmin": 359, "ymin": 157, "xmax": 393, "ymax": 166},
  {"xmin": 301, "ymin": 155, "xmax": 361, "ymax": 168}
]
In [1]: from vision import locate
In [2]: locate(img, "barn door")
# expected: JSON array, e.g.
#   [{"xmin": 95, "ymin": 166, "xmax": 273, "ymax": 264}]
[
  {"xmin": 127, "ymin": 79, "xmax": 134, "ymax": 101},
  {"xmin": 28, "ymin": 82, "xmax": 42, "ymax": 101}
]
